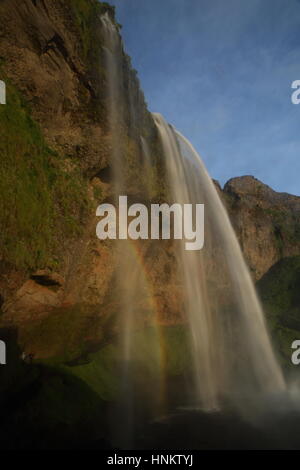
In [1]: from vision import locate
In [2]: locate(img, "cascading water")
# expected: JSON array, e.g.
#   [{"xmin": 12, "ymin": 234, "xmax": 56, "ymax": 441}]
[
  {"xmin": 101, "ymin": 13, "xmax": 164, "ymax": 447},
  {"xmin": 152, "ymin": 114, "xmax": 285, "ymax": 412},
  {"xmin": 100, "ymin": 13, "xmax": 286, "ymax": 448}
]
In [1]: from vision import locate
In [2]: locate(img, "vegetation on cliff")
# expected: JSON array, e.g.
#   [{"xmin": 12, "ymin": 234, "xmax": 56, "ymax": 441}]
[
  {"xmin": 258, "ymin": 256, "xmax": 300, "ymax": 368},
  {"xmin": 0, "ymin": 0, "xmax": 299, "ymax": 450},
  {"xmin": 0, "ymin": 72, "xmax": 89, "ymax": 271}
]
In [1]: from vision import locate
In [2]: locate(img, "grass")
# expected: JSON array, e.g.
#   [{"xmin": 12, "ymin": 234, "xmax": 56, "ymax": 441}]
[
  {"xmin": 0, "ymin": 71, "xmax": 89, "ymax": 271},
  {"xmin": 63, "ymin": 343, "xmax": 119, "ymax": 400}
]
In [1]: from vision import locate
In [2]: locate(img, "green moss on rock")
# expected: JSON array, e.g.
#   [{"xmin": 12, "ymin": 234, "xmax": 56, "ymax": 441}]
[
  {"xmin": 0, "ymin": 72, "xmax": 90, "ymax": 271},
  {"xmin": 257, "ymin": 256, "xmax": 300, "ymax": 369},
  {"xmin": 64, "ymin": 325, "xmax": 193, "ymax": 402}
]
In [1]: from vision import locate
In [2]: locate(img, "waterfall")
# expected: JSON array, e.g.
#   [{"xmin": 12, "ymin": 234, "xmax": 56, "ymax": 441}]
[
  {"xmin": 100, "ymin": 13, "xmax": 286, "ymax": 448},
  {"xmin": 100, "ymin": 13, "xmax": 124, "ymax": 185},
  {"xmin": 152, "ymin": 113, "xmax": 285, "ymax": 410},
  {"xmin": 101, "ymin": 14, "xmax": 163, "ymax": 448}
]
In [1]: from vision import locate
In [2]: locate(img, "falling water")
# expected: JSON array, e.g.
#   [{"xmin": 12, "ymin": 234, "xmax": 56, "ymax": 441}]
[
  {"xmin": 100, "ymin": 12, "xmax": 123, "ymax": 185},
  {"xmin": 153, "ymin": 113, "xmax": 285, "ymax": 411},
  {"xmin": 101, "ymin": 14, "xmax": 163, "ymax": 447},
  {"xmin": 100, "ymin": 13, "xmax": 286, "ymax": 448},
  {"xmin": 140, "ymin": 136, "xmax": 152, "ymax": 168}
]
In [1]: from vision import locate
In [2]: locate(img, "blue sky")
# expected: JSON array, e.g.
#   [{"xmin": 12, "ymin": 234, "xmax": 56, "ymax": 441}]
[{"xmin": 109, "ymin": 0, "xmax": 300, "ymax": 195}]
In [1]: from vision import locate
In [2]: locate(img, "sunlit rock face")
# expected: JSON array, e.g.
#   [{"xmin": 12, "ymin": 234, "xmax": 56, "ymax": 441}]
[
  {"xmin": 223, "ymin": 176, "xmax": 300, "ymax": 280},
  {"xmin": 0, "ymin": 0, "xmax": 98, "ymax": 165},
  {"xmin": 0, "ymin": 0, "xmax": 299, "ymax": 368},
  {"xmin": 0, "ymin": 0, "xmax": 170, "ymax": 357},
  {"xmin": 0, "ymin": 0, "xmax": 300, "ymax": 452}
]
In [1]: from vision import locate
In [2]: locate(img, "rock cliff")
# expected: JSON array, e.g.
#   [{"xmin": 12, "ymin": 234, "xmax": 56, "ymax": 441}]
[
  {"xmin": 0, "ymin": 0, "xmax": 300, "ymax": 450},
  {"xmin": 223, "ymin": 175, "xmax": 300, "ymax": 280},
  {"xmin": 0, "ymin": 0, "xmax": 299, "ymax": 364},
  {"xmin": 0, "ymin": 0, "xmax": 173, "ymax": 359}
]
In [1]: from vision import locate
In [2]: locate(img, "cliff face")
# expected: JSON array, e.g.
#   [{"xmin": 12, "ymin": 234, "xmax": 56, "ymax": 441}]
[
  {"xmin": 0, "ymin": 0, "xmax": 102, "ymax": 167},
  {"xmin": 1, "ymin": 0, "xmax": 300, "ymax": 451},
  {"xmin": 0, "ymin": 0, "xmax": 299, "ymax": 363},
  {"xmin": 0, "ymin": 0, "xmax": 111, "ymax": 320},
  {"xmin": 221, "ymin": 176, "xmax": 300, "ymax": 368},
  {"xmin": 257, "ymin": 256, "xmax": 300, "ymax": 368},
  {"xmin": 223, "ymin": 176, "xmax": 300, "ymax": 281},
  {"xmin": 0, "ymin": 0, "xmax": 175, "ymax": 360}
]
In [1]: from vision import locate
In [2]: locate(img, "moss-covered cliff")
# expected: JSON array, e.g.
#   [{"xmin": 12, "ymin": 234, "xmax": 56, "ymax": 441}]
[
  {"xmin": 0, "ymin": 0, "xmax": 170, "ymax": 449},
  {"xmin": 257, "ymin": 256, "xmax": 300, "ymax": 368},
  {"xmin": 0, "ymin": 0, "xmax": 300, "ymax": 451},
  {"xmin": 0, "ymin": 0, "xmax": 169, "ymax": 348}
]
